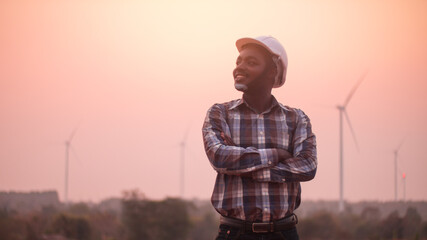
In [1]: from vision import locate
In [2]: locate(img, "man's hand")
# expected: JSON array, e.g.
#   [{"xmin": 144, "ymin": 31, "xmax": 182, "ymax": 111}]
[
  {"xmin": 220, "ymin": 132, "xmax": 254, "ymax": 177},
  {"xmin": 277, "ymin": 149, "xmax": 292, "ymax": 163}
]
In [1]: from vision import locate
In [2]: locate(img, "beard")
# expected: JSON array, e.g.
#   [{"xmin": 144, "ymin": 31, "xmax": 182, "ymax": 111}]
[
  {"xmin": 234, "ymin": 67, "xmax": 272, "ymax": 93},
  {"xmin": 234, "ymin": 83, "xmax": 248, "ymax": 92}
]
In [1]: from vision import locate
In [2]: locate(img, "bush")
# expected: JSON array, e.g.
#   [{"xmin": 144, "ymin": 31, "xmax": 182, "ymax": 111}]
[
  {"xmin": 122, "ymin": 194, "xmax": 191, "ymax": 240},
  {"xmin": 51, "ymin": 213, "xmax": 92, "ymax": 240}
]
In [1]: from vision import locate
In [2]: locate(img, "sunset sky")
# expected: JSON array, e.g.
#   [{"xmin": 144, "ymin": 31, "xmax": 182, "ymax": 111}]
[{"xmin": 1, "ymin": 0, "xmax": 426, "ymax": 203}]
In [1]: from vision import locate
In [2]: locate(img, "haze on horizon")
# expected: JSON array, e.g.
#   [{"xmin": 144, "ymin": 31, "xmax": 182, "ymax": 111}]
[{"xmin": 1, "ymin": 0, "xmax": 427, "ymax": 203}]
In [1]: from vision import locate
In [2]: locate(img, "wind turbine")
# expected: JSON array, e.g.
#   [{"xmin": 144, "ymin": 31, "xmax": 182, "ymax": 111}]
[
  {"xmin": 179, "ymin": 126, "xmax": 191, "ymax": 198},
  {"xmin": 337, "ymin": 73, "xmax": 367, "ymax": 212},
  {"xmin": 64, "ymin": 128, "xmax": 78, "ymax": 205},
  {"xmin": 402, "ymin": 172, "xmax": 406, "ymax": 201},
  {"xmin": 393, "ymin": 140, "xmax": 404, "ymax": 201}
]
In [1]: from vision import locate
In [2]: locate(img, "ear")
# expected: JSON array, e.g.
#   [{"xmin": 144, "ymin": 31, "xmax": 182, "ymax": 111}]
[{"xmin": 267, "ymin": 64, "xmax": 278, "ymax": 82}]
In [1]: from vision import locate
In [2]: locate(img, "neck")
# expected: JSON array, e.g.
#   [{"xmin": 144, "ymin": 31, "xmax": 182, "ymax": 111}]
[{"xmin": 243, "ymin": 90, "xmax": 273, "ymax": 114}]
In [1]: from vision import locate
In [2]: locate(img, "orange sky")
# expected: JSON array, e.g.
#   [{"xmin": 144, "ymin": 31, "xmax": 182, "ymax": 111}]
[{"xmin": 1, "ymin": 0, "xmax": 427, "ymax": 203}]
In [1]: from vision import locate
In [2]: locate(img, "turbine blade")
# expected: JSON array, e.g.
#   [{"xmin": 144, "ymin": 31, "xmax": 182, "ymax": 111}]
[
  {"xmin": 344, "ymin": 110, "xmax": 360, "ymax": 152},
  {"xmin": 68, "ymin": 119, "xmax": 83, "ymax": 143},
  {"xmin": 343, "ymin": 71, "xmax": 368, "ymax": 107},
  {"xmin": 182, "ymin": 123, "xmax": 192, "ymax": 144},
  {"xmin": 396, "ymin": 138, "xmax": 405, "ymax": 152},
  {"xmin": 315, "ymin": 103, "xmax": 335, "ymax": 109},
  {"xmin": 68, "ymin": 127, "xmax": 79, "ymax": 143},
  {"xmin": 70, "ymin": 145, "xmax": 82, "ymax": 165}
]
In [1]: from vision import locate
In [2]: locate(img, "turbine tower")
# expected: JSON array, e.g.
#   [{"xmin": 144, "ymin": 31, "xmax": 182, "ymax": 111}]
[
  {"xmin": 402, "ymin": 172, "xmax": 406, "ymax": 201},
  {"xmin": 180, "ymin": 126, "xmax": 190, "ymax": 198},
  {"xmin": 64, "ymin": 128, "xmax": 78, "ymax": 205},
  {"xmin": 393, "ymin": 140, "xmax": 404, "ymax": 201},
  {"xmin": 337, "ymin": 73, "xmax": 367, "ymax": 212},
  {"xmin": 394, "ymin": 140, "xmax": 403, "ymax": 202}
]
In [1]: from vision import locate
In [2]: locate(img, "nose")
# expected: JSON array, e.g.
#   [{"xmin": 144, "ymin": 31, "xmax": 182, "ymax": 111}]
[
  {"xmin": 233, "ymin": 66, "xmax": 242, "ymax": 77},
  {"xmin": 234, "ymin": 62, "xmax": 245, "ymax": 74}
]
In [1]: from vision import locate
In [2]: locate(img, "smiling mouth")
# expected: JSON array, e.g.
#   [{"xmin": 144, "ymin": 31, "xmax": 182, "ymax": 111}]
[{"xmin": 234, "ymin": 74, "xmax": 247, "ymax": 82}]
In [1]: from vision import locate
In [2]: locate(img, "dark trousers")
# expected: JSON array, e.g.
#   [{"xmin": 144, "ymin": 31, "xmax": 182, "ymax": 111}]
[{"xmin": 215, "ymin": 224, "xmax": 299, "ymax": 240}]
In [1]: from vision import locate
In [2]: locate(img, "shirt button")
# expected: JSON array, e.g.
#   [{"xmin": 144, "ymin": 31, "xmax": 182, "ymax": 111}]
[
  {"xmin": 260, "ymin": 131, "xmax": 264, "ymax": 135},
  {"xmin": 264, "ymin": 208, "xmax": 268, "ymax": 211},
  {"xmin": 268, "ymin": 161, "xmax": 272, "ymax": 165}
]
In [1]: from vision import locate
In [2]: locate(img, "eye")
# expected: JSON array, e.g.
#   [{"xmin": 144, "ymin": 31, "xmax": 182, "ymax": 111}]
[{"xmin": 247, "ymin": 60, "xmax": 257, "ymax": 66}]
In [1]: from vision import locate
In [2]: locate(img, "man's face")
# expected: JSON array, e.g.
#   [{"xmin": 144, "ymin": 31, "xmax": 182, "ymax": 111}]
[{"xmin": 233, "ymin": 45, "xmax": 274, "ymax": 92}]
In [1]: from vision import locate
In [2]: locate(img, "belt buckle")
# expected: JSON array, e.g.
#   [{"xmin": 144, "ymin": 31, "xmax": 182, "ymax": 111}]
[{"xmin": 252, "ymin": 222, "xmax": 272, "ymax": 233}]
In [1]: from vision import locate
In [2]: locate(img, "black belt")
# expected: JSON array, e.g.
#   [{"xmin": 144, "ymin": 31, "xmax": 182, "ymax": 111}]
[{"xmin": 220, "ymin": 214, "xmax": 298, "ymax": 233}]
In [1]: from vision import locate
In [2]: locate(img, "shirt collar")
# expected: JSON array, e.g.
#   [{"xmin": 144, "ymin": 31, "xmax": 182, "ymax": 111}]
[{"xmin": 229, "ymin": 95, "xmax": 281, "ymax": 114}]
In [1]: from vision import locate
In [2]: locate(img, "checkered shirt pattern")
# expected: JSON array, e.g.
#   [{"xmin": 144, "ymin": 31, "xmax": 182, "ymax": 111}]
[{"xmin": 202, "ymin": 96, "xmax": 317, "ymax": 222}]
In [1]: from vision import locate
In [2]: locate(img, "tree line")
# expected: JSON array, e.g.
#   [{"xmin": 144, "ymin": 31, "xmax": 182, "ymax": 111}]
[
  {"xmin": 1, "ymin": 192, "xmax": 427, "ymax": 240},
  {"xmin": 298, "ymin": 207, "xmax": 427, "ymax": 240}
]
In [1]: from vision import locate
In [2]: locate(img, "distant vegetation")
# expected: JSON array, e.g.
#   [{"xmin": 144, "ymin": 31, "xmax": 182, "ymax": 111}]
[{"xmin": 1, "ymin": 190, "xmax": 427, "ymax": 240}]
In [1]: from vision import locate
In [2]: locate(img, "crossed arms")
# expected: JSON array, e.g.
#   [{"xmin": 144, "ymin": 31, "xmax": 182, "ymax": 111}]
[{"xmin": 202, "ymin": 104, "xmax": 317, "ymax": 183}]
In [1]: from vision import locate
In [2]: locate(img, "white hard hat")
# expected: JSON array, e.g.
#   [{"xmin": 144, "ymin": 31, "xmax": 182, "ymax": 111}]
[{"xmin": 236, "ymin": 36, "xmax": 288, "ymax": 88}]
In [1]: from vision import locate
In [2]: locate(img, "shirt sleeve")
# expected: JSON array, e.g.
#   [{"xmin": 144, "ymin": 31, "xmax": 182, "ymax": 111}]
[
  {"xmin": 252, "ymin": 109, "xmax": 317, "ymax": 182},
  {"xmin": 202, "ymin": 104, "xmax": 279, "ymax": 175}
]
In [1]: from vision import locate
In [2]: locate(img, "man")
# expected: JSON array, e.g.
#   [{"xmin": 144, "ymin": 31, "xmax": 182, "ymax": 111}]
[{"xmin": 202, "ymin": 36, "xmax": 317, "ymax": 240}]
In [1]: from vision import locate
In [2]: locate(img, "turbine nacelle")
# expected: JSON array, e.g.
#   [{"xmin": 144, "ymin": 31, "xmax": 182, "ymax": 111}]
[{"xmin": 336, "ymin": 105, "xmax": 345, "ymax": 111}]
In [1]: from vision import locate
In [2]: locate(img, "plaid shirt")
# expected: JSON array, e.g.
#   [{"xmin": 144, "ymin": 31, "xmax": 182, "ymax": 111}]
[{"xmin": 202, "ymin": 96, "xmax": 317, "ymax": 222}]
